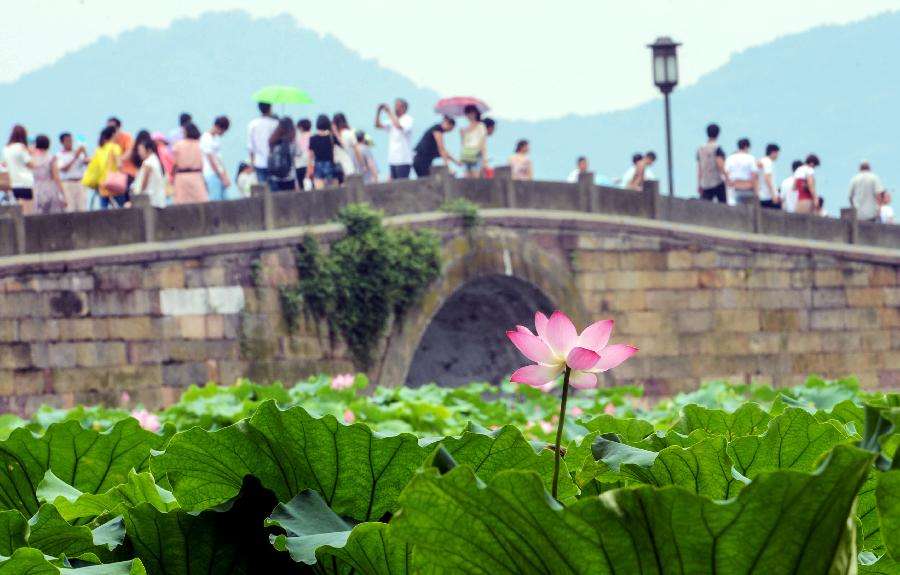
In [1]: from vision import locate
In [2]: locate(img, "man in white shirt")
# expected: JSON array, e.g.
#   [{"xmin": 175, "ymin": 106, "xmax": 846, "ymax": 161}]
[
  {"xmin": 848, "ymin": 161, "xmax": 886, "ymax": 222},
  {"xmin": 567, "ymin": 156, "xmax": 589, "ymax": 183},
  {"xmin": 247, "ymin": 102, "xmax": 279, "ymax": 184},
  {"xmin": 375, "ymin": 98, "xmax": 413, "ymax": 180},
  {"xmin": 724, "ymin": 138, "xmax": 758, "ymax": 205},
  {"xmin": 56, "ymin": 132, "xmax": 88, "ymax": 212},
  {"xmin": 200, "ymin": 116, "xmax": 231, "ymax": 202},
  {"xmin": 756, "ymin": 143, "xmax": 780, "ymax": 209},
  {"xmin": 622, "ymin": 152, "xmax": 656, "ymax": 191},
  {"xmin": 779, "ymin": 159, "xmax": 802, "ymax": 213}
]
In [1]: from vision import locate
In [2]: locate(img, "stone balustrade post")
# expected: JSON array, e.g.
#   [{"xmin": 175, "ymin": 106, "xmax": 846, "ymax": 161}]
[
  {"xmin": 840, "ymin": 207, "xmax": 859, "ymax": 244},
  {"xmin": 578, "ymin": 171, "xmax": 595, "ymax": 212},
  {"xmin": 131, "ymin": 194, "xmax": 156, "ymax": 243},
  {"xmin": 0, "ymin": 205, "xmax": 25, "ymax": 254},
  {"xmin": 430, "ymin": 166, "xmax": 455, "ymax": 203},
  {"xmin": 642, "ymin": 179, "xmax": 661, "ymax": 219},
  {"xmin": 344, "ymin": 174, "xmax": 366, "ymax": 203},
  {"xmin": 751, "ymin": 201, "xmax": 762, "ymax": 233},
  {"xmin": 251, "ymin": 183, "xmax": 274, "ymax": 230},
  {"xmin": 493, "ymin": 166, "xmax": 515, "ymax": 208}
]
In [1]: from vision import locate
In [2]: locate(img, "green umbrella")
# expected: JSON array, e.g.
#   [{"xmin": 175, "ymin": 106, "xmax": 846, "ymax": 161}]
[{"xmin": 252, "ymin": 85, "xmax": 313, "ymax": 105}]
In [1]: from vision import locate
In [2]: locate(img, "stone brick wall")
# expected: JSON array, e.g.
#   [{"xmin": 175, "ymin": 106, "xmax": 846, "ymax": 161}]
[
  {"xmin": 0, "ymin": 207, "xmax": 897, "ymax": 414},
  {"xmin": 0, "ymin": 245, "xmax": 355, "ymax": 413},
  {"xmin": 563, "ymin": 227, "xmax": 899, "ymax": 394}
]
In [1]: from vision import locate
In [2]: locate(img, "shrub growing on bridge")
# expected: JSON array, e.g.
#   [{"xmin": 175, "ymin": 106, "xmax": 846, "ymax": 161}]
[{"xmin": 281, "ymin": 204, "xmax": 441, "ymax": 368}]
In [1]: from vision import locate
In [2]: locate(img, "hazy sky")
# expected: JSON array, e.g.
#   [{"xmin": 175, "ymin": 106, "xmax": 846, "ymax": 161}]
[{"xmin": 2, "ymin": 0, "xmax": 899, "ymax": 119}]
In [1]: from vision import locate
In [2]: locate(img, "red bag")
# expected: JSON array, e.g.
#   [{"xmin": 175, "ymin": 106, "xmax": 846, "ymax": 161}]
[
  {"xmin": 103, "ymin": 171, "xmax": 128, "ymax": 196},
  {"xmin": 102, "ymin": 146, "xmax": 128, "ymax": 196}
]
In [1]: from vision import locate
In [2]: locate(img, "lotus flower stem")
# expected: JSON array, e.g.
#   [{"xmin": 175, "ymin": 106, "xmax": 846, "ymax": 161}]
[{"xmin": 551, "ymin": 366, "xmax": 572, "ymax": 499}]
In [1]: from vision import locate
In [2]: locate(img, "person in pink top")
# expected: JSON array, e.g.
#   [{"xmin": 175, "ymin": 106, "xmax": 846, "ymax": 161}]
[{"xmin": 171, "ymin": 123, "xmax": 207, "ymax": 204}]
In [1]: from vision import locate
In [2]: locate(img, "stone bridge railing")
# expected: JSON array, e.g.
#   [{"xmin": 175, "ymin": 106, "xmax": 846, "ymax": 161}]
[{"xmin": 2, "ymin": 167, "xmax": 898, "ymax": 257}]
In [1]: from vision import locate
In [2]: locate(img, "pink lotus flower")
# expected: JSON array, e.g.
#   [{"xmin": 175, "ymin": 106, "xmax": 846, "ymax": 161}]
[
  {"xmin": 507, "ymin": 311, "xmax": 637, "ymax": 389},
  {"xmin": 570, "ymin": 406, "xmax": 584, "ymax": 417},
  {"xmin": 539, "ymin": 420, "xmax": 555, "ymax": 434},
  {"xmin": 604, "ymin": 403, "xmax": 616, "ymax": 415},
  {"xmin": 343, "ymin": 409, "xmax": 356, "ymax": 424},
  {"xmin": 330, "ymin": 374, "xmax": 355, "ymax": 390},
  {"xmin": 130, "ymin": 409, "xmax": 160, "ymax": 433},
  {"xmin": 120, "ymin": 391, "xmax": 131, "ymax": 406}
]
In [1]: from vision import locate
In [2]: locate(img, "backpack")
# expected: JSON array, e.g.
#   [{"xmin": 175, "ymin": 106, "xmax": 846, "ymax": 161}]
[{"xmin": 267, "ymin": 139, "xmax": 294, "ymax": 179}]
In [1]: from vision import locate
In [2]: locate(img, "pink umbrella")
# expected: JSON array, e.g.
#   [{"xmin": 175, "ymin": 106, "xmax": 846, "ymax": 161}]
[{"xmin": 434, "ymin": 96, "xmax": 490, "ymax": 118}]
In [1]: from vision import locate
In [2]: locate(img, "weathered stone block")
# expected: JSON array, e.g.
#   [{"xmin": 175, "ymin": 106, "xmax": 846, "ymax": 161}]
[
  {"xmin": 14, "ymin": 370, "xmax": 46, "ymax": 396},
  {"xmin": 860, "ymin": 330, "xmax": 892, "ymax": 352},
  {"xmin": 126, "ymin": 342, "xmax": 167, "ymax": 365},
  {"xmin": 812, "ymin": 288, "xmax": 847, "ymax": 309},
  {"xmin": 714, "ymin": 310, "xmax": 760, "ymax": 332},
  {"xmin": 813, "ymin": 269, "xmax": 844, "ymax": 287},
  {"xmin": 27, "ymin": 274, "xmax": 94, "ymax": 292},
  {"xmin": 167, "ymin": 340, "xmax": 240, "ymax": 362},
  {"xmin": 89, "ymin": 291, "xmax": 155, "ymax": 317},
  {"xmin": 748, "ymin": 333, "xmax": 785, "ymax": 354},
  {"xmin": 571, "ymin": 251, "xmax": 620, "ymax": 272},
  {"xmin": 747, "ymin": 270, "xmax": 792, "ymax": 290},
  {"xmin": 617, "ymin": 311, "xmax": 671, "ymax": 334},
  {"xmin": 620, "ymin": 251, "xmax": 668, "ymax": 271},
  {"xmin": 0, "ymin": 344, "xmax": 31, "ymax": 369},
  {"xmin": 185, "ymin": 266, "xmax": 226, "ymax": 288},
  {"xmin": 810, "ymin": 308, "xmax": 880, "ymax": 331},
  {"xmin": 583, "ymin": 290, "xmax": 646, "ymax": 313},
  {"xmin": 206, "ymin": 315, "xmax": 225, "ymax": 339},
  {"xmin": 0, "ymin": 292, "xmax": 51, "ymax": 318},
  {"xmin": 751, "ymin": 253, "xmax": 795, "ymax": 270},
  {"xmin": 714, "ymin": 289, "xmax": 758, "ymax": 309},
  {"xmin": 869, "ymin": 267, "xmax": 896, "ymax": 287},
  {"xmin": 760, "ymin": 310, "xmax": 808, "ymax": 332},
  {"xmin": 676, "ymin": 310, "xmax": 714, "ymax": 333},
  {"xmin": 162, "ymin": 362, "xmax": 211, "ymax": 388},
  {"xmin": 58, "ymin": 318, "xmax": 108, "ymax": 341},
  {"xmin": 75, "ymin": 342, "xmax": 127, "ymax": 367},
  {"xmin": 19, "ymin": 319, "xmax": 62, "ymax": 341},
  {"xmin": 645, "ymin": 290, "xmax": 694, "ymax": 310},
  {"xmin": 107, "ymin": 317, "xmax": 156, "ymax": 340},
  {"xmin": 45, "ymin": 343, "xmax": 78, "ymax": 369},
  {"xmin": 845, "ymin": 287, "xmax": 886, "ymax": 308},
  {"xmin": 144, "ymin": 263, "xmax": 185, "ymax": 289},
  {"xmin": 757, "ymin": 289, "xmax": 812, "ymax": 309},
  {"xmin": 0, "ymin": 320, "xmax": 17, "ymax": 342},
  {"xmin": 666, "ymin": 250, "xmax": 694, "ymax": 270},
  {"xmin": 94, "ymin": 266, "xmax": 144, "ymax": 291},
  {"xmin": 177, "ymin": 316, "xmax": 207, "ymax": 339},
  {"xmin": 0, "ymin": 370, "xmax": 13, "ymax": 395},
  {"xmin": 884, "ymin": 287, "xmax": 900, "ymax": 306}
]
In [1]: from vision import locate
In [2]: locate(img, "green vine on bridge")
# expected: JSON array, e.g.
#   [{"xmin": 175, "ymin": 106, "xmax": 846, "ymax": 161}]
[{"xmin": 280, "ymin": 204, "xmax": 441, "ymax": 368}]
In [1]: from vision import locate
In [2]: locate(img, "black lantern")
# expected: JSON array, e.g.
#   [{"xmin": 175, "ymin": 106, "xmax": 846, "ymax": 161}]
[
  {"xmin": 649, "ymin": 36, "xmax": 680, "ymax": 94},
  {"xmin": 648, "ymin": 36, "xmax": 681, "ymax": 196}
]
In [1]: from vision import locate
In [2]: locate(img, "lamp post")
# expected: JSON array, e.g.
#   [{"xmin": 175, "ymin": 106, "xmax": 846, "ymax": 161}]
[{"xmin": 648, "ymin": 36, "xmax": 680, "ymax": 197}]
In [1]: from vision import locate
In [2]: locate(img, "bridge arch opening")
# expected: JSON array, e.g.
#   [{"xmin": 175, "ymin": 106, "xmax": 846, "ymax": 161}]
[{"xmin": 404, "ymin": 274, "xmax": 555, "ymax": 388}]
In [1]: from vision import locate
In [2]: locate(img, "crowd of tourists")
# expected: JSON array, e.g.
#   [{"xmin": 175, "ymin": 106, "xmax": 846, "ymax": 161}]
[
  {"xmin": 560, "ymin": 121, "xmax": 894, "ymax": 223},
  {"xmin": 0, "ymin": 98, "xmax": 501, "ymax": 214},
  {"xmin": 691, "ymin": 123, "xmax": 893, "ymax": 223},
  {"xmin": 0, "ymin": 109, "xmax": 894, "ymax": 224}
]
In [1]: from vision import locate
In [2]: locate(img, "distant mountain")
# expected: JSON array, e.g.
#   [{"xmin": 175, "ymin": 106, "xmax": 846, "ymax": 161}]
[
  {"xmin": 1, "ymin": 10, "xmax": 897, "ymax": 211},
  {"xmin": 0, "ymin": 11, "xmax": 440, "ymax": 182}
]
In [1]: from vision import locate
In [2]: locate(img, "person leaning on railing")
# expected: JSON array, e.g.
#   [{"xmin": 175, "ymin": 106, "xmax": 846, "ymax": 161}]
[{"xmin": 793, "ymin": 154, "xmax": 821, "ymax": 215}]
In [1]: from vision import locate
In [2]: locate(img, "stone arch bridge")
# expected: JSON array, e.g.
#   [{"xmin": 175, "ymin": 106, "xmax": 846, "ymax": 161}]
[{"xmin": 0, "ymin": 169, "xmax": 898, "ymax": 412}]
